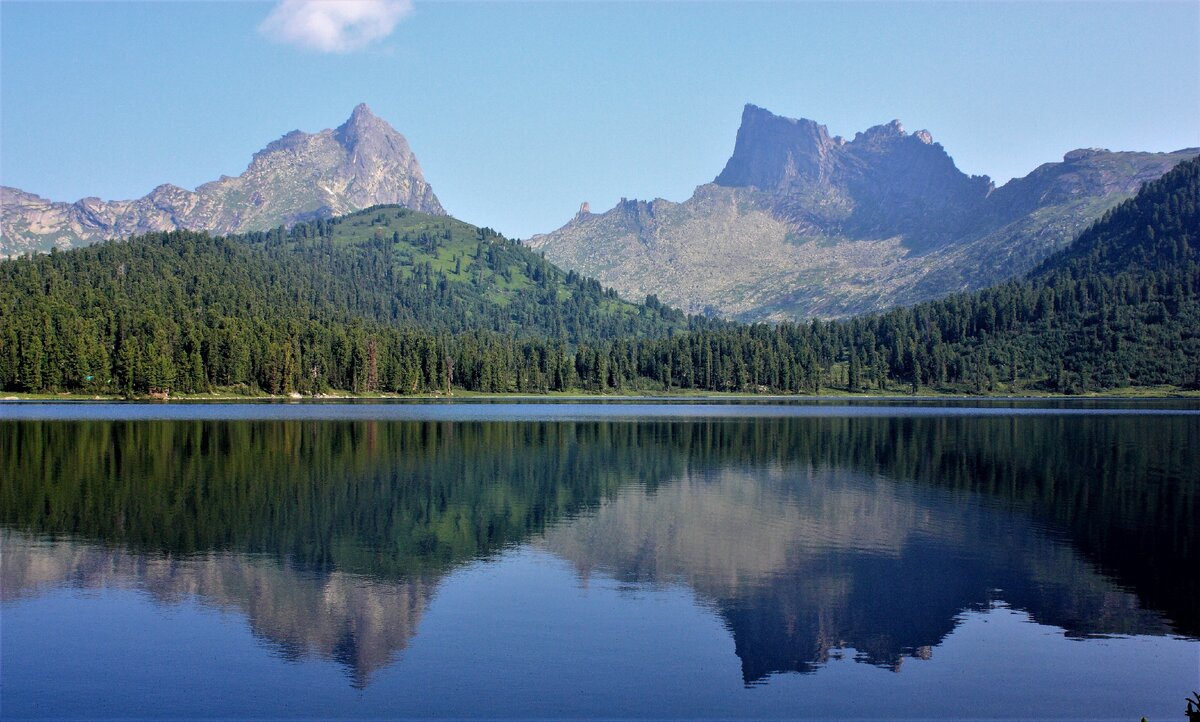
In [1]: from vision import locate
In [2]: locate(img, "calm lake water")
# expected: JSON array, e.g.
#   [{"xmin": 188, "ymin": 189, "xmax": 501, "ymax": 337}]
[{"xmin": 2, "ymin": 400, "xmax": 1197, "ymax": 720}]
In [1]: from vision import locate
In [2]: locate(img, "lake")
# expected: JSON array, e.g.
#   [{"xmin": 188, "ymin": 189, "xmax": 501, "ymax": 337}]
[{"xmin": 2, "ymin": 400, "xmax": 1197, "ymax": 720}]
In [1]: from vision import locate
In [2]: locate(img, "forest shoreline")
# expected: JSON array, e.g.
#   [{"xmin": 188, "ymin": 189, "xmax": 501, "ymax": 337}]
[{"xmin": 3, "ymin": 386, "xmax": 1198, "ymax": 402}]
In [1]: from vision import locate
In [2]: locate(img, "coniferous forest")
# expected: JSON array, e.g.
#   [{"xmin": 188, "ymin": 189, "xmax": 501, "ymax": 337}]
[{"xmin": 1, "ymin": 157, "xmax": 1196, "ymax": 397}]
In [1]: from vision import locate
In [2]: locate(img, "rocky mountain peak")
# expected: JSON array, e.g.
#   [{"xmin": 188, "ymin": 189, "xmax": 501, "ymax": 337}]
[
  {"xmin": 350, "ymin": 102, "xmax": 376, "ymax": 121},
  {"xmin": 856, "ymin": 119, "xmax": 906, "ymax": 142},
  {"xmin": 711, "ymin": 105, "xmax": 989, "ymax": 241},
  {"xmin": 714, "ymin": 104, "xmax": 836, "ymax": 190},
  {"xmin": 531, "ymin": 103, "xmax": 1195, "ymax": 323},
  {"xmin": 335, "ymin": 102, "xmax": 393, "ymax": 147},
  {"xmin": 1063, "ymin": 148, "xmax": 1110, "ymax": 163},
  {"xmin": 1, "ymin": 105, "xmax": 445, "ymax": 255},
  {"xmin": 327, "ymin": 104, "xmax": 440, "ymax": 213}
]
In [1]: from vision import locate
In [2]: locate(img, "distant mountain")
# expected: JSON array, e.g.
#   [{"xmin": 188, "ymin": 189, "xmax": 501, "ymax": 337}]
[
  {"xmin": 529, "ymin": 103, "xmax": 1196, "ymax": 320},
  {"xmin": 0, "ymin": 104, "xmax": 444, "ymax": 256},
  {"xmin": 517, "ymin": 154, "xmax": 1200, "ymax": 397}
]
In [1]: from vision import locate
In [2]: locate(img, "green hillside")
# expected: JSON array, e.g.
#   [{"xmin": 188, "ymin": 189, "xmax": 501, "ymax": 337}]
[
  {"xmin": 240, "ymin": 205, "xmax": 685, "ymax": 339},
  {"xmin": 912, "ymin": 154, "xmax": 1200, "ymax": 392},
  {"xmin": 0, "ymin": 206, "xmax": 687, "ymax": 396}
]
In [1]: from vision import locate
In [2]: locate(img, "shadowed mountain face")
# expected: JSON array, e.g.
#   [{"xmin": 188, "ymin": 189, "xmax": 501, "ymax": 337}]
[
  {"xmin": 529, "ymin": 104, "xmax": 1196, "ymax": 320},
  {"xmin": 715, "ymin": 108, "xmax": 992, "ymax": 244},
  {"xmin": 0, "ymin": 104, "xmax": 444, "ymax": 256},
  {"xmin": 2, "ymin": 411, "xmax": 1195, "ymax": 687}
]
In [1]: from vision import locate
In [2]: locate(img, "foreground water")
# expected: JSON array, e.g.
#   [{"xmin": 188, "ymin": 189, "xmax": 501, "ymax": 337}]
[{"xmin": 2, "ymin": 400, "xmax": 1197, "ymax": 720}]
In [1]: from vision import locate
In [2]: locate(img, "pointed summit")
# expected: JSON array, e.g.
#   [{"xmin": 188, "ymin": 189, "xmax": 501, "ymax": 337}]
[
  {"xmin": 328, "ymin": 104, "xmax": 444, "ymax": 215},
  {"xmin": 335, "ymin": 102, "xmax": 393, "ymax": 147},
  {"xmin": 340, "ymin": 103, "xmax": 384, "ymax": 133},
  {"xmin": 1, "ymin": 105, "xmax": 445, "ymax": 254}
]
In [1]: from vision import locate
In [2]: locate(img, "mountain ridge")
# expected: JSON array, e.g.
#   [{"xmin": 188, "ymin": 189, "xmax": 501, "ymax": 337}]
[
  {"xmin": 2, "ymin": 158, "xmax": 1197, "ymax": 398},
  {"xmin": 0, "ymin": 104, "xmax": 444, "ymax": 256},
  {"xmin": 530, "ymin": 103, "xmax": 1197, "ymax": 320}
]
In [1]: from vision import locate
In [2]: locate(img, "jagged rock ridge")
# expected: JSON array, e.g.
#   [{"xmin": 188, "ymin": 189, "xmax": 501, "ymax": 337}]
[
  {"xmin": 715, "ymin": 105, "xmax": 994, "ymax": 247},
  {"xmin": 530, "ymin": 103, "xmax": 1197, "ymax": 320},
  {"xmin": 0, "ymin": 104, "xmax": 444, "ymax": 255}
]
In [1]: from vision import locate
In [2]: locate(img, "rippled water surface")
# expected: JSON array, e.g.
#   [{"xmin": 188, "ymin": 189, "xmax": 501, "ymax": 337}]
[{"xmin": 2, "ymin": 400, "xmax": 1197, "ymax": 720}]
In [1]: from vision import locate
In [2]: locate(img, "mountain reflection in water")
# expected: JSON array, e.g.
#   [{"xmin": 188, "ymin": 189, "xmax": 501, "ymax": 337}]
[
  {"xmin": 2, "ymin": 411, "xmax": 1196, "ymax": 690},
  {"xmin": 539, "ymin": 465, "xmax": 1173, "ymax": 682}
]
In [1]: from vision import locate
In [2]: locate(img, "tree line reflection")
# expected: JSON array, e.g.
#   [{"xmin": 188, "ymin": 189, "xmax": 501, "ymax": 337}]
[{"xmin": 2, "ymin": 413, "xmax": 1194, "ymax": 685}]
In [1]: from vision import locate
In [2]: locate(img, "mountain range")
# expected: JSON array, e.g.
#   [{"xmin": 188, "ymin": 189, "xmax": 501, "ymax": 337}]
[
  {"xmin": 6, "ymin": 102, "xmax": 1193, "ymax": 325},
  {"xmin": 4, "ymin": 155, "xmax": 1196, "ymax": 397},
  {"xmin": 0, "ymin": 104, "xmax": 442, "ymax": 256},
  {"xmin": 529, "ymin": 104, "xmax": 1196, "ymax": 320}
]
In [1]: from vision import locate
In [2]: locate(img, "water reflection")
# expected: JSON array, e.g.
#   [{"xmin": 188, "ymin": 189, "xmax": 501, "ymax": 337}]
[
  {"xmin": 2, "ymin": 410, "xmax": 1196, "ymax": 691},
  {"xmin": 2, "ymin": 533, "xmax": 434, "ymax": 688},
  {"xmin": 540, "ymin": 465, "xmax": 1173, "ymax": 682}
]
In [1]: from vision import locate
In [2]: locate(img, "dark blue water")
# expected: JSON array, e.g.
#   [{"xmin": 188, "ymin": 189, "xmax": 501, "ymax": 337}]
[{"xmin": 2, "ymin": 400, "xmax": 1197, "ymax": 719}]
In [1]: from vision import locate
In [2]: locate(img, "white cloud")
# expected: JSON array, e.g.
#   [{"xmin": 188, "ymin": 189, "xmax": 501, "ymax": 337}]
[{"xmin": 259, "ymin": 0, "xmax": 413, "ymax": 54}]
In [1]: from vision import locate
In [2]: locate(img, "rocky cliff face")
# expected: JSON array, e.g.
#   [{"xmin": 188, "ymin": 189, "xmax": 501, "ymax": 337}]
[
  {"xmin": 714, "ymin": 106, "xmax": 842, "ymax": 192},
  {"xmin": 0, "ymin": 104, "xmax": 444, "ymax": 256},
  {"xmin": 530, "ymin": 104, "xmax": 1197, "ymax": 320},
  {"xmin": 715, "ymin": 105, "xmax": 994, "ymax": 247}
]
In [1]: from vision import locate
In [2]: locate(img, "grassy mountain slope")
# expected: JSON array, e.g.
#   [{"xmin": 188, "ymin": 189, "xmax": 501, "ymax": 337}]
[{"xmin": 268, "ymin": 205, "xmax": 685, "ymax": 338}]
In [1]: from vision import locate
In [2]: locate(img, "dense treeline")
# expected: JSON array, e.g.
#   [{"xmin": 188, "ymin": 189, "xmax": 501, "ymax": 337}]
[
  {"xmin": 0, "ymin": 209, "xmax": 691, "ymax": 395},
  {"xmin": 0, "ymin": 158, "xmax": 1195, "ymax": 395}
]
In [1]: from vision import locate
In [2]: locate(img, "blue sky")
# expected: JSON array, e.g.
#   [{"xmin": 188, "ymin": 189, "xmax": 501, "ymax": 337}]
[{"xmin": 2, "ymin": 1, "xmax": 1197, "ymax": 239}]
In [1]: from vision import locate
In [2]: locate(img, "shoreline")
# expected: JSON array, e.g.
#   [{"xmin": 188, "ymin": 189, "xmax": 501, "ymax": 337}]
[{"xmin": 3, "ymin": 386, "xmax": 1199, "ymax": 403}]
